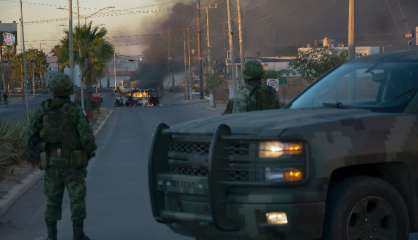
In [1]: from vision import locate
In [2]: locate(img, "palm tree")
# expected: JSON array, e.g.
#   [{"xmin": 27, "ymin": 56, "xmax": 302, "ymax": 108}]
[
  {"xmin": 9, "ymin": 49, "xmax": 48, "ymax": 92},
  {"xmin": 53, "ymin": 22, "xmax": 114, "ymax": 87},
  {"xmin": 27, "ymin": 49, "xmax": 48, "ymax": 89}
]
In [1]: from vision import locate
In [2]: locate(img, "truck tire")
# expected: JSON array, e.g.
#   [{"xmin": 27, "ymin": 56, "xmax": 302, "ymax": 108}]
[{"xmin": 324, "ymin": 176, "xmax": 409, "ymax": 240}]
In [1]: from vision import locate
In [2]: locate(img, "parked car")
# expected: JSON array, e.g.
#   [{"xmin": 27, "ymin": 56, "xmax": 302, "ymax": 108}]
[{"xmin": 149, "ymin": 50, "xmax": 418, "ymax": 240}]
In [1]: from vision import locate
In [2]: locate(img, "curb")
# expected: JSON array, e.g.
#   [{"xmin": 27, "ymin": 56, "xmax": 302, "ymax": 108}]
[
  {"xmin": 0, "ymin": 109, "xmax": 114, "ymax": 217},
  {"xmin": 0, "ymin": 170, "xmax": 43, "ymax": 216},
  {"xmin": 207, "ymin": 104, "xmax": 227, "ymax": 112},
  {"xmin": 94, "ymin": 109, "xmax": 113, "ymax": 136}
]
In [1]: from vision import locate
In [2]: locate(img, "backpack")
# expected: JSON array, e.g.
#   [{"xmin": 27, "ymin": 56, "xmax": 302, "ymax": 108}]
[
  {"xmin": 40, "ymin": 102, "xmax": 80, "ymax": 150},
  {"xmin": 248, "ymin": 85, "xmax": 279, "ymax": 111}
]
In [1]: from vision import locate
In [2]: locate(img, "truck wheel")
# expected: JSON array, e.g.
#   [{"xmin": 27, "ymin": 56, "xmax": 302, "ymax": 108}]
[{"xmin": 324, "ymin": 176, "xmax": 409, "ymax": 240}]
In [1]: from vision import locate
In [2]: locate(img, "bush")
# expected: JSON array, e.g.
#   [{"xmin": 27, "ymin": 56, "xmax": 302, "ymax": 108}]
[
  {"xmin": 89, "ymin": 94, "xmax": 102, "ymax": 111},
  {"xmin": 290, "ymin": 48, "xmax": 348, "ymax": 83},
  {"xmin": 206, "ymin": 73, "xmax": 225, "ymax": 92},
  {"xmin": 0, "ymin": 119, "xmax": 29, "ymax": 170}
]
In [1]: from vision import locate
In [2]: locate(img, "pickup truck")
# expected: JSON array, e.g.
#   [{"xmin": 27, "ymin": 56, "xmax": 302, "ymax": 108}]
[{"xmin": 149, "ymin": 50, "xmax": 418, "ymax": 240}]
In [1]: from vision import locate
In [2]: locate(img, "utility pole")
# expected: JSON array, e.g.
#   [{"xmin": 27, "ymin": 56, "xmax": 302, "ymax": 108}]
[
  {"xmin": 183, "ymin": 29, "xmax": 188, "ymax": 100},
  {"xmin": 32, "ymin": 63, "xmax": 35, "ymax": 95},
  {"xmin": 226, "ymin": 0, "xmax": 236, "ymax": 98},
  {"xmin": 196, "ymin": 0, "xmax": 204, "ymax": 100},
  {"xmin": 167, "ymin": 31, "xmax": 175, "ymax": 90},
  {"xmin": 205, "ymin": 6, "xmax": 216, "ymax": 108},
  {"xmin": 205, "ymin": 7, "xmax": 212, "ymax": 75},
  {"xmin": 19, "ymin": 0, "xmax": 29, "ymax": 114},
  {"xmin": 236, "ymin": 0, "xmax": 245, "ymax": 84},
  {"xmin": 348, "ymin": 0, "xmax": 356, "ymax": 60},
  {"xmin": 0, "ymin": 46, "xmax": 5, "ymax": 97},
  {"xmin": 0, "ymin": 36, "xmax": 4, "ymax": 95},
  {"xmin": 113, "ymin": 51, "xmax": 117, "ymax": 89},
  {"xmin": 68, "ymin": 0, "xmax": 83, "ymax": 112},
  {"xmin": 68, "ymin": 0, "xmax": 75, "ymax": 84},
  {"xmin": 77, "ymin": 0, "xmax": 80, "ymax": 26},
  {"xmin": 187, "ymin": 27, "xmax": 192, "ymax": 100},
  {"xmin": 1, "ymin": 63, "xmax": 5, "ymax": 97}
]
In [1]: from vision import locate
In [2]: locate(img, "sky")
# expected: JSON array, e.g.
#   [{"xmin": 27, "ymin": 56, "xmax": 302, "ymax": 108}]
[{"xmin": 0, "ymin": 0, "xmax": 178, "ymax": 56}]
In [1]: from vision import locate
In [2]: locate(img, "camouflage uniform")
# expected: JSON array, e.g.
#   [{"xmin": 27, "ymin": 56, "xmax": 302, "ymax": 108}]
[
  {"xmin": 28, "ymin": 73, "xmax": 96, "ymax": 240},
  {"xmin": 232, "ymin": 61, "xmax": 279, "ymax": 113},
  {"xmin": 233, "ymin": 84, "xmax": 279, "ymax": 113}
]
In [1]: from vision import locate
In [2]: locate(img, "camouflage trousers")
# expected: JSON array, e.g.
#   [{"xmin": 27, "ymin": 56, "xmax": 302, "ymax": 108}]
[{"xmin": 44, "ymin": 167, "xmax": 87, "ymax": 223}]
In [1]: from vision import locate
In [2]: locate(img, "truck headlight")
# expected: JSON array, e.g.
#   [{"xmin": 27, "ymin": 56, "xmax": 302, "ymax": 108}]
[
  {"xmin": 266, "ymin": 212, "xmax": 288, "ymax": 225},
  {"xmin": 265, "ymin": 168, "xmax": 304, "ymax": 182},
  {"xmin": 259, "ymin": 141, "xmax": 303, "ymax": 158}
]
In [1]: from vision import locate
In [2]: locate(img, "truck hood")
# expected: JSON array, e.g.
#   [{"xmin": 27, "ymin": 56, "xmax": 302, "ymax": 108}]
[{"xmin": 170, "ymin": 108, "xmax": 388, "ymax": 136}]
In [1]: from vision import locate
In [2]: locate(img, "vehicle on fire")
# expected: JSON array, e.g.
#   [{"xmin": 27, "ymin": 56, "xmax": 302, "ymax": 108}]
[
  {"xmin": 131, "ymin": 88, "xmax": 160, "ymax": 107},
  {"xmin": 148, "ymin": 50, "xmax": 418, "ymax": 240}
]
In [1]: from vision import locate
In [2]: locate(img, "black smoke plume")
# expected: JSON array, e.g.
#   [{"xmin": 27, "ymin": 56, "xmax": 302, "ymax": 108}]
[
  {"xmin": 131, "ymin": 2, "xmax": 194, "ymax": 88},
  {"xmin": 134, "ymin": 0, "xmax": 418, "ymax": 87}
]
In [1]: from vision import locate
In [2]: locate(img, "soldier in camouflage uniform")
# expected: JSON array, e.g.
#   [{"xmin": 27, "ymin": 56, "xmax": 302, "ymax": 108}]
[
  {"xmin": 231, "ymin": 61, "xmax": 279, "ymax": 113},
  {"xmin": 28, "ymin": 73, "xmax": 96, "ymax": 240}
]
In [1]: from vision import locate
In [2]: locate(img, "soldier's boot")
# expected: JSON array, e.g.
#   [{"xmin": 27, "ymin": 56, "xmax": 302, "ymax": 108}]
[
  {"xmin": 46, "ymin": 221, "xmax": 57, "ymax": 240},
  {"xmin": 73, "ymin": 221, "xmax": 90, "ymax": 240}
]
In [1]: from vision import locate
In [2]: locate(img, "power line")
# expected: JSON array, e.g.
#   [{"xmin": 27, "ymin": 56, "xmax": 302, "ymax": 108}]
[
  {"xmin": 23, "ymin": 0, "xmax": 178, "ymax": 24},
  {"xmin": 23, "ymin": 33, "xmax": 162, "ymax": 43},
  {"xmin": 0, "ymin": 0, "xmax": 98, "ymax": 11}
]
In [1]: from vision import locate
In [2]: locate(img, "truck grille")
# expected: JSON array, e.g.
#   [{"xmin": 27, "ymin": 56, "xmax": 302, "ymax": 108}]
[
  {"xmin": 168, "ymin": 137, "xmax": 251, "ymax": 182},
  {"xmin": 168, "ymin": 141, "xmax": 210, "ymax": 155},
  {"xmin": 170, "ymin": 165, "xmax": 209, "ymax": 177},
  {"xmin": 225, "ymin": 143, "xmax": 250, "ymax": 157}
]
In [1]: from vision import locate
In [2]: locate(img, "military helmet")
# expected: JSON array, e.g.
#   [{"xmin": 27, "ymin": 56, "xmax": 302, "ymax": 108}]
[
  {"xmin": 48, "ymin": 73, "xmax": 74, "ymax": 97},
  {"xmin": 243, "ymin": 61, "xmax": 265, "ymax": 82}
]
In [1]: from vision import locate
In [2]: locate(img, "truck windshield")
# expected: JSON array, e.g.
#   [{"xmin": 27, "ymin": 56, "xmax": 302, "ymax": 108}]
[{"xmin": 289, "ymin": 61, "xmax": 418, "ymax": 113}]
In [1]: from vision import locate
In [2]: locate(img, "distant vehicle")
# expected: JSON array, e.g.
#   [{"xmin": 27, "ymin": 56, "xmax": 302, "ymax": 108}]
[
  {"xmin": 115, "ymin": 80, "xmax": 132, "ymax": 94},
  {"xmin": 149, "ymin": 50, "xmax": 418, "ymax": 240},
  {"xmin": 132, "ymin": 89, "xmax": 160, "ymax": 107},
  {"xmin": 125, "ymin": 96, "xmax": 138, "ymax": 107}
]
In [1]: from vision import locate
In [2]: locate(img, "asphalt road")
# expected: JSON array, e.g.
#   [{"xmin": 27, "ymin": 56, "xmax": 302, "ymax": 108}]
[
  {"xmin": 0, "ymin": 94, "xmax": 49, "ymax": 121},
  {"xmin": 0, "ymin": 93, "xmax": 222, "ymax": 240}
]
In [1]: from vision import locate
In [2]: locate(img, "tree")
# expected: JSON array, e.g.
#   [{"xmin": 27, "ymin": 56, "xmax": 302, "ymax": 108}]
[
  {"xmin": 206, "ymin": 72, "xmax": 224, "ymax": 92},
  {"xmin": 52, "ymin": 22, "xmax": 114, "ymax": 87},
  {"xmin": 9, "ymin": 49, "xmax": 48, "ymax": 91},
  {"xmin": 290, "ymin": 48, "xmax": 348, "ymax": 83},
  {"xmin": 27, "ymin": 49, "xmax": 48, "ymax": 88}
]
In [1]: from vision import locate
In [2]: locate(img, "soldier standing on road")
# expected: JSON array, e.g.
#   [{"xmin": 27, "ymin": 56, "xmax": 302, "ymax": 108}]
[
  {"xmin": 27, "ymin": 73, "xmax": 96, "ymax": 240},
  {"xmin": 229, "ymin": 61, "xmax": 279, "ymax": 113}
]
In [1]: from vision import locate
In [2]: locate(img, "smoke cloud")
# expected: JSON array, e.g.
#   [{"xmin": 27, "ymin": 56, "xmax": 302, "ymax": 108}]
[
  {"xmin": 134, "ymin": 0, "xmax": 418, "ymax": 87},
  {"xmin": 131, "ymin": 2, "xmax": 194, "ymax": 88}
]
